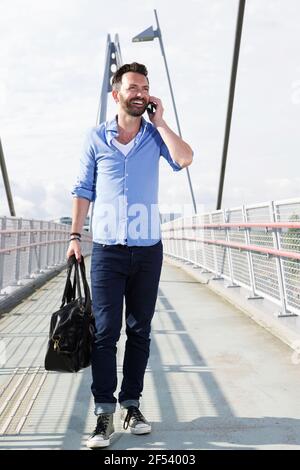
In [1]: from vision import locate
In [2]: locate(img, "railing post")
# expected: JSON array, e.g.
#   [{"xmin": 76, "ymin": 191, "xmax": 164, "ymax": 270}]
[
  {"xmin": 173, "ymin": 220, "xmax": 177, "ymax": 258},
  {"xmin": 176, "ymin": 219, "xmax": 179, "ymax": 259},
  {"xmin": 192, "ymin": 214, "xmax": 201, "ymax": 269},
  {"xmin": 180, "ymin": 217, "xmax": 183, "ymax": 260},
  {"xmin": 27, "ymin": 220, "xmax": 34, "ymax": 276},
  {"xmin": 200, "ymin": 216, "xmax": 211, "ymax": 274},
  {"xmin": 211, "ymin": 213, "xmax": 223, "ymax": 280},
  {"xmin": 59, "ymin": 227, "xmax": 64, "ymax": 263},
  {"xmin": 182, "ymin": 220, "xmax": 186, "ymax": 261},
  {"xmin": 41, "ymin": 222, "xmax": 47, "ymax": 272},
  {"xmin": 191, "ymin": 215, "xmax": 197, "ymax": 265},
  {"xmin": 242, "ymin": 205, "xmax": 263, "ymax": 299},
  {"xmin": 37, "ymin": 221, "xmax": 42, "ymax": 272},
  {"xmin": 46, "ymin": 222, "xmax": 51, "ymax": 268},
  {"xmin": 33, "ymin": 220, "xmax": 40, "ymax": 273},
  {"xmin": 224, "ymin": 209, "xmax": 240, "ymax": 288},
  {"xmin": 53, "ymin": 223, "xmax": 57, "ymax": 265},
  {"xmin": 270, "ymin": 201, "xmax": 294, "ymax": 317},
  {"xmin": 183, "ymin": 216, "xmax": 193, "ymax": 265},
  {"xmin": 14, "ymin": 218, "xmax": 22, "ymax": 285}
]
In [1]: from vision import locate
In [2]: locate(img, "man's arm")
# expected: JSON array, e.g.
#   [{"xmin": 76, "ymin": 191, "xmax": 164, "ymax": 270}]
[
  {"xmin": 67, "ymin": 197, "xmax": 90, "ymax": 262},
  {"xmin": 148, "ymin": 95, "xmax": 193, "ymax": 168},
  {"xmin": 155, "ymin": 120, "xmax": 193, "ymax": 168}
]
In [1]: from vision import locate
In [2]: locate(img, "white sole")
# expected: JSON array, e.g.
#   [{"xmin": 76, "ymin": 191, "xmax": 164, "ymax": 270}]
[
  {"xmin": 86, "ymin": 433, "xmax": 114, "ymax": 449},
  {"xmin": 130, "ymin": 426, "xmax": 152, "ymax": 435}
]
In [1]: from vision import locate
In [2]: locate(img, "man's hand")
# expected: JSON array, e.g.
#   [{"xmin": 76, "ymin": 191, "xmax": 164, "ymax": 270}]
[
  {"xmin": 67, "ymin": 239, "xmax": 82, "ymax": 263},
  {"xmin": 148, "ymin": 96, "xmax": 165, "ymax": 127}
]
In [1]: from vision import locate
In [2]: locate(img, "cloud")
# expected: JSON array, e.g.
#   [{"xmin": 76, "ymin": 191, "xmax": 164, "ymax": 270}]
[{"xmin": 0, "ymin": 179, "xmax": 73, "ymax": 220}]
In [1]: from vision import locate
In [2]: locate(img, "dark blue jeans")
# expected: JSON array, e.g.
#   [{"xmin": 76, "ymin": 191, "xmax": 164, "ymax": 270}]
[{"xmin": 90, "ymin": 240, "xmax": 163, "ymax": 415}]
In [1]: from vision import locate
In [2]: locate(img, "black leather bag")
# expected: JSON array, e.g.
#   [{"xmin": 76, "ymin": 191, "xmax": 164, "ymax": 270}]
[{"xmin": 44, "ymin": 255, "xmax": 95, "ymax": 373}]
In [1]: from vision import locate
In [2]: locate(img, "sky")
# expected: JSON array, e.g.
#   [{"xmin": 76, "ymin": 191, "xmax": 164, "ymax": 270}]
[{"xmin": 0, "ymin": 0, "xmax": 299, "ymax": 220}]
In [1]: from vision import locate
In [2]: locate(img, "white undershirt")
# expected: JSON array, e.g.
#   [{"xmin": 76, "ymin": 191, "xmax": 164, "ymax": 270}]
[{"xmin": 112, "ymin": 138, "xmax": 135, "ymax": 156}]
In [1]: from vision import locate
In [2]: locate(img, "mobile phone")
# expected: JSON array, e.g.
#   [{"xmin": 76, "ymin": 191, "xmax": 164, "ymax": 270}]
[{"xmin": 147, "ymin": 102, "xmax": 157, "ymax": 116}]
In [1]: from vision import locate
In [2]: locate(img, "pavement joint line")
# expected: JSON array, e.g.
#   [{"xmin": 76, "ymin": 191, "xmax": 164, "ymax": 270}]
[
  {"xmin": 0, "ymin": 366, "xmax": 42, "ymax": 435},
  {"xmin": 0, "ymin": 367, "xmax": 18, "ymax": 398},
  {"xmin": 16, "ymin": 370, "xmax": 48, "ymax": 434},
  {"xmin": 0, "ymin": 367, "xmax": 30, "ymax": 432}
]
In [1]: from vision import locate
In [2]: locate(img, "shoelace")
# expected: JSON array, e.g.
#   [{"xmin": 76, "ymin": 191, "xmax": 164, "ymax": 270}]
[
  {"xmin": 123, "ymin": 406, "xmax": 145, "ymax": 430},
  {"xmin": 93, "ymin": 413, "xmax": 110, "ymax": 436}
]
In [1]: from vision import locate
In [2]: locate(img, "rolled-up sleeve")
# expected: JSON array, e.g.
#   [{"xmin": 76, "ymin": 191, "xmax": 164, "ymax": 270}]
[
  {"xmin": 72, "ymin": 129, "xmax": 96, "ymax": 201},
  {"xmin": 156, "ymin": 131, "xmax": 182, "ymax": 171},
  {"xmin": 159, "ymin": 137, "xmax": 183, "ymax": 172}
]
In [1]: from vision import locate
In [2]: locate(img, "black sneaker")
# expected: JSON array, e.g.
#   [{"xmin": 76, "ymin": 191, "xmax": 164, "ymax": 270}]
[
  {"xmin": 86, "ymin": 413, "xmax": 114, "ymax": 448},
  {"xmin": 121, "ymin": 406, "xmax": 151, "ymax": 435}
]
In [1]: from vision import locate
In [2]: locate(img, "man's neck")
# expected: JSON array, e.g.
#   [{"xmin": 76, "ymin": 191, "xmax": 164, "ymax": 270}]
[{"xmin": 116, "ymin": 112, "xmax": 142, "ymax": 144}]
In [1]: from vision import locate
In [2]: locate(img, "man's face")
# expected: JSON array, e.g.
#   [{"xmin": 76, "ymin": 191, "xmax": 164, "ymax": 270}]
[{"xmin": 116, "ymin": 72, "xmax": 150, "ymax": 117}]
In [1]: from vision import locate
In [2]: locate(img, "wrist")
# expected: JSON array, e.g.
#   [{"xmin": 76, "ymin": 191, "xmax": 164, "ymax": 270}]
[
  {"xmin": 153, "ymin": 118, "xmax": 166, "ymax": 129},
  {"xmin": 69, "ymin": 237, "xmax": 81, "ymax": 243}
]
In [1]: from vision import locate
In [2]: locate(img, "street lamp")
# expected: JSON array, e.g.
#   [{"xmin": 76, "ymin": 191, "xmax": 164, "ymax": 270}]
[{"xmin": 132, "ymin": 10, "xmax": 197, "ymax": 214}]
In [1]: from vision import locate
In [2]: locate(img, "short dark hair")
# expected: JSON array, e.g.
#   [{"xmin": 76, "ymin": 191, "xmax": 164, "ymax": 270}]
[{"xmin": 112, "ymin": 62, "xmax": 149, "ymax": 90}]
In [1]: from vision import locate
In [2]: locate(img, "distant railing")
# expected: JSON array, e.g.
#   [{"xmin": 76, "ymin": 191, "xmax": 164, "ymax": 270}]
[
  {"xmin": 161, "ymin": 198, "xmax": 300, "ymax": 317},
  {"xmin": 0, "ymin": 217, "xmax": 92, "ymax": 294}
]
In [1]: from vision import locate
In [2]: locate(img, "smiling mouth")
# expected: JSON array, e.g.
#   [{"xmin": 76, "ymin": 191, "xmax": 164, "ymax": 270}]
[{"xmin": 130, "ymin": 101, "xmax": 145, "ymax": 106}]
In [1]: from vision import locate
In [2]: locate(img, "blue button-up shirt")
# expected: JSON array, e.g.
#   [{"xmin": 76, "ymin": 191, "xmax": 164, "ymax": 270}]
[{"xmin": 72, "ymin": 116, "xmax": 183, "ymax": 246}]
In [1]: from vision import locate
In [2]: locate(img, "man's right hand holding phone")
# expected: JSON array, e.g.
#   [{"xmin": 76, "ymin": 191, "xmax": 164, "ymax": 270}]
[{"xmin": 146, "ymin": 96, "xmax": 165, "ymax": 127}]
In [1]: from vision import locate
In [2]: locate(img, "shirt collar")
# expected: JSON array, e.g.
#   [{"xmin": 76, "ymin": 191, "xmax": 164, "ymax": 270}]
[{"xmin": 105, "ymin": 115, "xmax": 148, "ymax": 146}]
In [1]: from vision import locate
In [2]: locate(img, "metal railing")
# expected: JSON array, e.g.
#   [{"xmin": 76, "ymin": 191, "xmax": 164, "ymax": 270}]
[
  {"xmin": 0, "ymin": 217, "xmax": 92, "ymax": 295},
  {"xmin": 161, "ymin": 198, "xmax": 300, "ymax": 317}
]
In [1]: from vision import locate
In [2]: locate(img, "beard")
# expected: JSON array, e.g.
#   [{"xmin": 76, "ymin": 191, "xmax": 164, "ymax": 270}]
[{"xmin": 119, "ymin": 94, "xmax": 148, "ymax": 116}]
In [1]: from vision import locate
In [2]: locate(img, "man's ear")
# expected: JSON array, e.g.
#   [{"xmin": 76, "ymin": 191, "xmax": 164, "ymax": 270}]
[{"xmin": 112, "ymin": 89, "xmax": 119, "ymax": 103}]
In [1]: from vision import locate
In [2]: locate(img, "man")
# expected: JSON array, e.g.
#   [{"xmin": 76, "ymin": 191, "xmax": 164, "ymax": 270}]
[{"xmin": 67, "ymin": 62, "xmax": 193, "ymax": 449}]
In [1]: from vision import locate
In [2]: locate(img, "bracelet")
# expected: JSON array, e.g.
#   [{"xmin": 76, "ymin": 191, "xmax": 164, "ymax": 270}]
[
  {"xmin": 70, "ymin": 237, "xmax": 81, "ymax": 242},
  {"xmin": 70, "ymin": 232, "xmax": 81, "ymax": 238}
]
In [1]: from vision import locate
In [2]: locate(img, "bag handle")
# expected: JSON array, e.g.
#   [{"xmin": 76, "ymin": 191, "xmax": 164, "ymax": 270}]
[
  {"xmin": 76, "ymin": 256, "xmax": 92, "ymax": 312},
  {"xmin": 60, "ymin": 256, "xmax": 77, "ymax": 307},
  {"xmin": 61, "ymin": 255, "xmax": 91, "ymax": 312}
]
